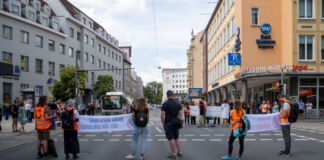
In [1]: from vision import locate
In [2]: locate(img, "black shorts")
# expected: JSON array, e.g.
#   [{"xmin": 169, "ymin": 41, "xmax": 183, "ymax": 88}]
[
  {"xmin": 164, "ymin": 123, "xmax": 179, "ymax": 140},
  {"xmin": 299, "ymin": 110, "xmax": 304, "ymax": 114}
]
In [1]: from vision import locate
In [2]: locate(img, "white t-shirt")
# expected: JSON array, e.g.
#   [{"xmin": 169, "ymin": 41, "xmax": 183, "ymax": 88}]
[
  {"xmin": 306, "ymin": 103, "xmax": 313, "ymax": 110},
  {"xmin": 281, "ymin": 102, "xmax": 290, "ymax": 126},
  {"xmin": 25, "ymin": 104, "xmax": 32, "ymax": 111},
  {"xmin": 74, "ymin": 109, "xmax": 80, "ymax": 119}
]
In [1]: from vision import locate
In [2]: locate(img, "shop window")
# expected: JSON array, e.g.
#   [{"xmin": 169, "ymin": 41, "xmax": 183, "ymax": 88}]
[
  {"xmin": 299, "ymin": 88, "xmax": 316, "ymax": 108},
  {"xmin": 299, "ymin": 0, "xmax": 313, "ymax": 19},
  {"xmin": 299, "ymin": 35, "xmax": 314, "ymax": 61},
  {"xmin": 319, "ymin": 88, "xmax": 324, "ymax": 108},
  {"xmin": 322, "ymin": 36, "xmax": 324, "ymax": 61},
  {"xmin": 251, "ymin": 8, "xmax": 259, "ymax": 26},
  {"xmin": 3, "ymin": 83, "xmax": 12, "ymax": 105},
  {"xmin": 300, "ymin": 78, "xmax": 316, "ymax": 86},
  {"xmin": 320, "ymin": 79, "xmax": 324, "ymax": 86}
]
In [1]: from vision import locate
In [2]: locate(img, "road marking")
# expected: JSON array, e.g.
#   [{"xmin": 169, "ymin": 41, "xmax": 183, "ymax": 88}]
[
  {"xmin": 53, "ymin": 139, "xmax": 58, "ymax": 141},
  {"xmin": 151, "ymin": 121, "xmax": 154, "ymax": 124},
  {"xmin": 247, "ymin": 134, "xmax": 255, "ymax": 136},
  {"xmin": 291, "ymin": 133, "xmax": 297, "ymax": 136},
  {"xmin": 109, "ymin": 139, "xmax": 120, "ymax": 142},
  {"xmin": 124, "ymin": 139, "xmax": 132, "ymax": 142},
  {"xmin": 184, "ymin": 134, "xmax": 196, "ymax": 137},
  {"xmin": 199, "ymin": 134, "xmax": 211, "ymax": 137},
  {"xmin": 245, "ymin": 139, "xmax": 256, "ymax": 141},
  {"xmin": 308, "ymin": 130, "xmax": 315, "ymax": 133},
  {"xmin": 112, "ymin": 135, "xmax": 122, "ymax": 137},
  {"xmin": 147, "ymin": 139, "xmax": 153, "ymax": 141},
  {"xmin": 308, "ymin": 138, "xmax": 318, "ymax": 141},
  {"xmin": 297, "ymin": 136, "xmax": 306, "ymax": 138},
  {"xmin": 192, "ymin": 139, "xmax": 205, "ymax": 142},
  {"xmin": 158, "ymin": 139, "xmax": 167, "ymax": 141},
  {"xmin": 155, "ymin": 127, "xmax": 162, "ymax": 133},
  {"xmin": 79, "ymin": 139, "xmax": 89, "ymax": 142},
  {"xmin": 295, "ymin": 139, "xmax": 309, "ymax": 141},
  {"xmin": 276, "ymin": 139, "xmax": 284, "ymax": 141},
  {"xmin": 319, "ymin": 132, "xmax": 324, "ymax": 135},
  {"xmin": 179, "ymin": 139, "xmax": 188, "ymax": 142},
  {"xmin": 209, "ymin": 139, "xmax": 222, "ymax": 142},
  {"xmin": 214, "ymin": 134, "xmax": 225, "ymax": 136},
  {"xmin": 319, "ymin": 140, "xmax": 324, "ymax": 143},
  {"xmin": 126, "ymin": 135, "xmax": 133, "ymax": 137},
  {"xmin": 85, "ymin": 134, "xmax": 96, "ymax": 137},
  {"xmin": 203, "ymin": 128, "xmax": 213, "ymax": 132},
  {"xmin": 93, "ymin": 139, "xmax": 105, "ymax": 142},
  {"xmin": 155, "ymin": 134, "xmax": 165, "ymax": 137},
  {"xmin": 259, "ymin": 134, "xmax": 271, "ymax": 136},
  {"xmin": 260, "ymin": 139, "xmax": 273, "ymax": 141},
  {"xmin": 274, "ymin": 134, "xmax": 282, "ymax": 136}
]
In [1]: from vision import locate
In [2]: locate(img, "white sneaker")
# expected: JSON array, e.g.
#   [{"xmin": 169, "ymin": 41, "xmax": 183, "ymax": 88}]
[
  {"xmin": 125, "ymin": 155, "xmax": 136, "ymax": 159},
  {"xmin": 140, "ymin": 156, "xmax": 145, "ymax": 160}
]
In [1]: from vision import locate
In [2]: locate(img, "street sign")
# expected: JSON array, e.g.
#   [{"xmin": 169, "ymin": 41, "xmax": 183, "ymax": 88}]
[
  {"xmin": 35, "ymin": 88, "xmax": 40, "ymax": 96},
  {"xmin": 228, "ymin": 53, "xmax": 241, "ymax": 65}
]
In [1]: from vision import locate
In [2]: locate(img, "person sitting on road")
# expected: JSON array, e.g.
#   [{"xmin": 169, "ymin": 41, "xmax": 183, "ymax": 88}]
[
  {"xmin": 222, "ymin": 100, "xmax": 246, "ymax": 160},
  {"xmin": 126, "ymin": 98, "xmax": 150, "ymax": 160}
]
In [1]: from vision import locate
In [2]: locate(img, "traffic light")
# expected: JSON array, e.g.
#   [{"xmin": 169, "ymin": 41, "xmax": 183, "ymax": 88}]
[{"xmin": 278, "ymin": 84, "xmax": 283, "ymax": 93}]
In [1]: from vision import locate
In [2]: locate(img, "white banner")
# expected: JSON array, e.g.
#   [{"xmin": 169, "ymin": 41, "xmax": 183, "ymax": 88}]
[
  {"xmin": 247, "ymin": 113, "xmax": 281, "ymax": 133},
  {"xmin": 189, "ymin": 106, "xmax": 200, "ymax": 117},
  {"xmin": 206, "ymin": 106, "xmax": 222, "ymax": 118},
  {"xmin": 78, "ymin": 114, "xmax": 135, "ymax": 132}
]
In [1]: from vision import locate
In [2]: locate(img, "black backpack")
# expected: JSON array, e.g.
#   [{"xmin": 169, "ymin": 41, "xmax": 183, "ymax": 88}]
[
  {"xmin": 172, "ymin": 117, "xmax": 183, "ymax": 129},
  {"xmin": 62, "ymin": 110, "xmax": 74, "ymax": 129},
  {"xmin": 134, "ymin": 110, "xmax": 148, "ymax": 127},
  {"xmin": 288, "ymin": 103, "xmax": 299, "ymax": 123}
]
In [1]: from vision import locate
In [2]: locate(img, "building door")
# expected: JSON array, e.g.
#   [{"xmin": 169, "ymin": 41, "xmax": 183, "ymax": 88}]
[{"xmin": 3, "ymin": 82, "xmax": 12, "ymax": 105}]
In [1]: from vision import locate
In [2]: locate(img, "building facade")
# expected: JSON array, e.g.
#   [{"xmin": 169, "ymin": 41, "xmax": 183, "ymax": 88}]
[
  {"xmin": 204, "ymin": 0, "xmax": 324, "ymax": 117},
  {"xmin": 135, "ymin": 76, "xmax": 144, "ymax": 100},
  {"xmin": 120, "ymin": 46, "xmax": 132, "ymax": 99},
  {"xmin": 162, "ymin": 68, "xmax": 188, "ymax": 102},
  {"xmin": 0, "ymin": 0, "xmax": 124, "ymax": 105}
]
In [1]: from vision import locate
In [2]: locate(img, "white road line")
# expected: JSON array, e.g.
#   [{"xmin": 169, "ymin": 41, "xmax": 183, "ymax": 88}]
[
  {"xmin": 295, "ymin": 139, "xmax": 309, "ymax": 141},
  {"xmin": 93, "ymin": 139, "xmax": 105, "ymax": 142},
  {"xmin": 260, "ymin": 139, "xmax": 273, "ymax": 141},
  {"xmin": 79, "ymin": 139, "xmax": 89, "ymax": 142},
  {"xmin": 124, "ymin": 139, "xmax": 132, "ymax": 142},
  {"xmin": 276, "ymin": 139, "xmax": 284, "ymax": 141},
  {"xmin": 147, "ymin": 139, "xmax": 153, "ymax": 141},
  {"xmin": 274, "ymin": 134, "xmax": 282, "ymax": 136},
  {"xmin": 184, "ymin": 134, "xmax": 196, "ymax": 137},
  {"xmin": 199, "ymin": 134, "xmax": 211, "ymax": 137},
  {"xmin": 151, "ymin": 121, "xmax": 154, "ymax": 124},
  {"xmin": 209, "ymin": 139, "xmax": 222, "ymax": 142},
  {"xmin": 203, "ymin": 128, "xmax": 213, "ymax": 132},
  {"xmin": 245, "ymin": 139, "xmax": 256, "ymax": 141},
  {"xmin": 155, "ymin": 127, "xmax": 162, "ymax": 133},
  {"xmin": 179, "ymin": 139, "xmax": 188, "ymax": 142},
  {"xmin": 85, "ymin": 135, "xmax": 96, "ymax": 137},
  {"xmin": 192, "ymin": 139, "xmax": 205, "ymax": 142},
  {"xmin": 308, "ymin": 138, "xmax": 318, "ymax": 141},
  {"xmin": 319, "ymin": 140, "xmax": 324, "ymax": 143},
  {"xmin": 297, "ymin": 136, "xmax": 306, "ymax": 138},
  {"xmin": 158, "ymin": 139, "xmax": 167, "ymax": 141},
  {"xmin": 259, "ymin": 134, "xmax": 271, "ymax": 136},
  {"xmin": 319, "ymin": 132, "xmax": 324, "ymax": 135},
  {"xmin": 155, "ymin": 134, "xmax": 165, "ymax": 137},
  {"xmin": 291, "ymin": 133, "xmax": 297, "ymax": 136},
  {"xmin": 126, "ymin": 135, "xmax": 133, "ymax": 137},
  {"xmin": 246, "ymin": 134, "xmax": 255, "ymax": 136},
  {"xmin": 53, "ymin": 139, "xmax": 58, "ymax": 141},
  {"xmin": 109, "ymin": 139, "xmax": 120, "ymax": 142},
  {"xmin": 308, "ymin": 130, "xmax": 316, "ymax": 133},
  {"xmin": 214, "ymin": 134, "xmax": 225, "ymax": 136},
  {"xmin": 112, "ymin": 135, "xmax": 122, "ymax": 137}
]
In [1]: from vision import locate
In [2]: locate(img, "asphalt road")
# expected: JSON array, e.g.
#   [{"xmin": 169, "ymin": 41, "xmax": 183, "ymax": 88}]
[{"xmin": 0, "ymin": 109, "xmax": 324, "ymax": 160}]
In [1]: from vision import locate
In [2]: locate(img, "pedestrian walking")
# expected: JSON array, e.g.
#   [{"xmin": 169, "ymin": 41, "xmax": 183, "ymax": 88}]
[
  {"xmin": 126, "ymin": 98, "xmax": 149, "ymax": 160},
  {"xmin": 18, "ymin": 102, "xmax": 26, "ymax": 133},
  {"xmin": 272, "ymin": 101, "xmax": 280, "ymax": 113},
  {"xmin": 198, "ymin": 101, "xmax": 206, "ymax": 128},
  {"xmin": 62, "ymin": 99, "xmax": 80, "ymax": 160},
  {"xmin": 222, "ymin": 100, "xmax": 246, "ymax": 160},
  {"xmin": 11, "ymin": 99, "xmax": 19, "ymax": 132},
  {"xmin": 25, "ymin": 101, "xmax": 32, "ymax": 123},
  {"xmin": 277, "ymin": 94, "xmax": 292, "ymax": 156},
  {"xmin": 298, "ymin": 99, "xmax": 305, "ymax": 119},
  {"xmin": 35, "ymin": 96, "xmax": 56, "ymax": 159},
  {"xmin": 305, "ymin": 100, "xmax": 313, "ymax": 119},
  {"xmin": 161, "ymin": 90, "xmax": 183, "ymax": 160},
  {"xmin": 221, "ymin": 100, "xmax": 230, "ymax": 127},
  {"xmin": 183, "ymin": 103, "xmax": 190, "ymax": 125}
]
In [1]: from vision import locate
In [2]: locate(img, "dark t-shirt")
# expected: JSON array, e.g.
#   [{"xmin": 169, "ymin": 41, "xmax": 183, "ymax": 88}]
[
  {"xmin": 199, "ymin": 104, "xmax": 205, "ymax": 115},
  {"xmin": 133, "ymin": 108, "xmax": 149, "ymax": 117},
  {"xmin": 48, "ymin": 103, "xmax": 57, "ymax": 110},
  {"xmin": 161, "ymin": 99, "xmax": 182, "ymax": 124},
  {"xmin": 11, "ymin": 105, "xmax": 19, "ymax": 116}
]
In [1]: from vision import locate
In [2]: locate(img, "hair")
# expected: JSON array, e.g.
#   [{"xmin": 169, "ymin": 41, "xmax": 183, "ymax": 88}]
[
  {"xmin": 65, "ymin": 99, "xmax": 75, "ymax": 108},
  {"xmin": 37, "ymin": 96, "xmax": 48, "ymax": 107},
  {"xmin": 277, "ymin": 94, "xmax": 287, "ymax": 100},
  {"xmin": 223, "ymin": 99, "xmax": 227, "ymax": 103},
  {"xmin": 136, "ymin": 98, "xmax": 148, "ymax": 111},
  {"xmin": 201, "ymin": 97, "xmax": 205, "ymax": 100},
  {"xmin": 234, "ymin": 100, "xmax": 242, "ymax": 112},
  {"xmin": 19, "ymin": 102, "xmax": 24, "ymax": 107}
]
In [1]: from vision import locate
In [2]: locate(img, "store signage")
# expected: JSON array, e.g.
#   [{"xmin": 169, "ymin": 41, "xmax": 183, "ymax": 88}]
[
  {"xmin": 228, "ymin": 53, "xmax": 241, "ymax": 65},
  {"xmin": 256, "ymin": 23, "xmax": 276, "ymax": 49},
  {"xmin": 35, "ymin": 88, "xmax": 40, "ymax": 96},
  {"xmin": 234, "ymin": 27, "xmax": 241, "ymax": 52},
  {"xmin": 14, "ymin": 65, "xmax": 20, "ymax": 74},
  {"xmin": 292, "ymin": 64, "xmax": 311, "ymax": 72},
  {"xmin": 189, "ymin": 88, "xmax": 203, "ymax": 98},
  {"xmin": 299, "ymin": 89, "xmax": 313, "ymax": 96},
  {"xmin": 235, "ymin": 65, "xmax": 289, "ymax": 79},
  {"xmin": 212, "ymin": 83, "xmax": 219, "ymax": 88}
]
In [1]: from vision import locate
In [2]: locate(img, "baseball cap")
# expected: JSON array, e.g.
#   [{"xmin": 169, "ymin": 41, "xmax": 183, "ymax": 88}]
[{"xmin": 167, "ymin": 90, "xmax": 173, "ymax": 96}]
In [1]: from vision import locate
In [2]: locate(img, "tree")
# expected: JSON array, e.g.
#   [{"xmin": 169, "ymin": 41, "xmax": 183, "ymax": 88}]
[
  {"xmin": 52, "ymin": 66, "xmax": 86, "ymax": 102},
  {"xmin": 92, "ymin": 75, "xmax": 115, "ymax": 99},
  {"xmin": 144, "ymin": 81, "xmax": 163, "ymax": 104}
]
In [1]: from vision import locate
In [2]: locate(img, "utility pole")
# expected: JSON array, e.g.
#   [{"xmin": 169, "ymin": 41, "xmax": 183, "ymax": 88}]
[
  {"xmin": 280, "ymin": 67, "xmax": 284, "ymax": 94},
  {"xmin": 75, "ymin": 52, "xmax": 79, "ymax": 106}
]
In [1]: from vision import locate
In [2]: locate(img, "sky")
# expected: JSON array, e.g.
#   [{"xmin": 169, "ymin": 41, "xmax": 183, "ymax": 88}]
[{"xmin": 69, "ymin": 0, "xmax": 215, "ymax": 85}]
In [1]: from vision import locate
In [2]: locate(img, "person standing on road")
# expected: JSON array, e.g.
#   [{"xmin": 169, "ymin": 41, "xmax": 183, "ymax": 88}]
[
  {"xmin": 266, "ymin": 100, "xmax": 271, "ymax": 114},
  {"xmin": 4, "ymin": 104, "xmax": 10, "ymax": 120},
  {"xmin": 222, "ymin": 100, "xmax": 246, "ymax": 160},
  {"xmin": 190, "ymin": 102, "xmax": 196, "ymax": 125},
  {"xmin": 260, "ymin": 101, "xmax": 267, "ymax": 114},
  {"xmin": 11, "ymin": 99, "xmax": 19, "ymax": 132},
  {"xmin": 305, "ymin": 100, "xmax": 313, "ymax": 119},
  {"xmin": 35, "ymin": 96, "xmax": 56, "ymax": 159},
  {"xmin": 183, "ymin": 103, "xmax": 190, "ymax": 125},
  {"xmin": 0, "ymin": 106, "xmax": 2, "ymax": 131},
  {"xmin": 278, "ymin": 94, "xmax": 292, "ymax": 156},
  {"xmin": 198, "ymin": 101, "xmax": 206, "ymax": 128},
  {"xmin": 62, "ymin": 99, "xmax": 80, "ymax": 160},
  {"xmin": 298, "ymin": 99, "xmax": 305, "ymax": 119},
  {"xmin": 272, "ymin": 101, "xmax": 280, "ymax": 113},
  {"xmin": 161, "ymin": 90, "xmax": 183, "ymax": 160},
  {"xmin": 25, "ymin": 101, "xmax": 32, "ymax": 123},
  {"xmin": 221, "ymin": 100, "xmax": 230, "ymax": 127},
  {"xmin": 126, "ymin": 98, "xmax": 149, "ymax": 160},
  {"xmin": 18, "ymin": 101, "xmax": 26, "ymax": 133}
]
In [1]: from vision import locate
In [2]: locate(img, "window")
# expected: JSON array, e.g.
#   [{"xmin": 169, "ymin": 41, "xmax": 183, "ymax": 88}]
[
  {"xmin": 20, "ymin": 56, "xmax": 28, "ymax": 72},
  {"xmin": 322, "ymin": 36, "xmax": 324, "ymax": 61},
  {"xmin": 103, "ymin": 47, "xmax": 106, "ymax": 55},
  {"xmin": 82, "ymin": 17, "xmax": 86, "ymax": 24},
  {"xmin": 227, "ymin": 24, "xmax": 230, "ymax": 40},
  {"xmin": 112, "ymin": 65, "xmax": 114, "ymax": 73},
  {"xmin": 59, "ymin": 44, "xmax": 65, "ymax": 54},
  {"xmin": 35, "ymin": 2, "xmax": 40, "ymax": 10},
  {"xmin": 48, "ymin": 40, "xmax": 55, "ymax": 51},
  {"xmin": 108, "ymin": 64, "xmax": 110, "ymax": 69},
  {"xmin": 251, "ymin": 8, "xmax": 259, "ymax": 25},
  {"xmin": 36, "ymin": 35, "xmax": 43, "ymax": 47},
  {"xmin": 41, "ymin": 17, "xmax": 48, "ymax": 26},
  {"xmin": 98, "ymin": 44, "xmax": 101, "ymax": 52},
  {"xmin": 90, "ymin": 38, "xmax": 94, "ymax": 47},
  {"xmin": 84, "ymin": 35, "xmax": 88, "ymax": 44},
  {"xmin": 2, "ymin": 52, "xmax": 12, "ymax": 64},
  {"xmin": 84, "ymin": 52, "xmax": 88, "ymax": 62},
  {"xmin": 20, "ymin": 31, "xmax": 29, "ymax": 43},
  {"xmin": 77, "ymin": 32, "xmax": 81, "ymax": 41},
  {"xmin": 108, "ymin": 49, "xmax": 111, "ymax": 57},
  {"xmin": 35, "ymin": 59, "xmax": 43, "ymax": 73},
  {"xmin": 119, "ymin": 56, "xmax": 121, "ymax": 62},
  {"xmin": 98, "ymin": 59, "xmax": 101, "ymax": 68},
  {"xmin": 69, "ymin": 28, "xmax": 74, "ymax": 38},
  {"xmin": 53, "ymin": 22, "xmax": 59, "ymax": 31},
  {"xmin": 27, "ymin": 11, "xmax": 35, "ymax": 21},
  {"xmin": 68, "ymin": 47, "xmax": 74, "ymax": 57},
  {"xmin": 299, "ymin": 0, "xmax": 313, "ymax": 19},
  {"xmin": 48, "ymin": 62, "xmax": 55, "ymax": 76},
  {"xmin": 91, "ymin": 72, "xmax": 95, "ymax": 84},
  {"xmin": 89, "ymin": 22, "xmax": 93, "ymax": 29},
  {"xmin": 11, "ymin": 4, "xmax": 19, "ymax": 15},
  {"xmin": 112, "ymin": 52, "xmax": 115, "ymax": 59},
  {"xmin": 299, "ymin": 35, "xmax": 314, "ymax": 61},
  {"xmin": 2, "ymin": 25, "xmax": 12, "ymax": 39},
  {"xmin": 103, "ymin": 61, "xmax": 106, "ymax": 69},
  {"xmin": 91, "ymin": 55, "xmax": 94, "ymax": 64},
  {"xmin": 20, "ymin": 84, "xmax": 29, "ymax": 91},
  {"xmin": 59, "ymin": 64, "xmax": 65, "ymax": 73},
  {"xmin": 322, "ymin": 0, "xmax": 324, "ymax": 18}
]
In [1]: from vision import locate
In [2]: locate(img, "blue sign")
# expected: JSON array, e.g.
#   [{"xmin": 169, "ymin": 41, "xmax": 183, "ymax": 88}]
[
  {"xmin": 14, "ymin": 65, "xmax": 20, "ymax": 74},
  {"xmin": 212, "ymin": 83, "xmax": 219, "ymax": 88},
  {"xmin": 228, "ymin": 53, "xmax": 241, "ymax": 66},
  {"xmin": 260, "ymin": 23, "xmax": 271, "ymax": 34},
  {"xmin": 234, "ymin": 27, "xmax": 241, "ymax": 52},
  {"xmin": 236, "ymin": 27, "xmax": 240, "ymax": 38}
]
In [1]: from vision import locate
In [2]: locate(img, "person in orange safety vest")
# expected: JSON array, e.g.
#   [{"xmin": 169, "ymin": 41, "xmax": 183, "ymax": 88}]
[{"xmin": 278, "ymin": 94, "xmax": 292, "ymax": 156}]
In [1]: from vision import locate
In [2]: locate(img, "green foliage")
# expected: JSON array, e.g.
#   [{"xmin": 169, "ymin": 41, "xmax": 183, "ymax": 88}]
[
  {"xmin": 144, "ymin": 81, "xmax": 163, "ymax": 104},
  {"xmin": 51, "ymin": 66, "xmax": 86, "ymax": 102},
  {"xmin": 92, "ymin": 75, "xmax": 115, "ymax": 99}
]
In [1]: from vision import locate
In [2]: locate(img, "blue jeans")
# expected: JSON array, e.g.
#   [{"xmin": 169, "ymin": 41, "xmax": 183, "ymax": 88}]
[
  {"xmin": 131, "ymin": 126, "xmax": 148, "ymax": 155},
  {"xmin": 26, "ymin": 110, "xmax": 31, "ymax": 122}
]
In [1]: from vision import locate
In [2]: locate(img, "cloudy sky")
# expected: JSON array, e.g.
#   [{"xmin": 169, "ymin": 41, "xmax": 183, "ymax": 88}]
[{"xmin": 69, "ymin": 0, "xmax": 215, "ymax": 84}]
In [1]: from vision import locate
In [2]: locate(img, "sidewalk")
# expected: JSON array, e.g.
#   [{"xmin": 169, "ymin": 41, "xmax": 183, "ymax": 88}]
[
  {"xmin": 291, "ymin": 119, "xmax": 324, "ymax": 132},
  {"xmin": 0, "ymin": 118, "xmax": 35, "ymax": 136}
]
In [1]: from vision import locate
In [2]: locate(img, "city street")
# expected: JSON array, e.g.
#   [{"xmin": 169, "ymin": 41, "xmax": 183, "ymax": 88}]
[{"xmin": 0, "ymin": 109, "xmax": 324, "ymax": 160}]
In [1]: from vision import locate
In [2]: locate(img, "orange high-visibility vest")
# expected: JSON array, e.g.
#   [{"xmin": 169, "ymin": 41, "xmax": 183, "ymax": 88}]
[
  {"xmin": 280, "ymin": 103, "xmax": 291, "ymax": 123},
  {"xmin": 230, "ymin": 109, "xmax": 246, "ymax": 131},
  {"xmin": 34, "ymin": 106, "xmax": 51, "ymax": 130},
  {"xmin": 63, "ymin": 109, "xmax": 79, "ymax": 131}
]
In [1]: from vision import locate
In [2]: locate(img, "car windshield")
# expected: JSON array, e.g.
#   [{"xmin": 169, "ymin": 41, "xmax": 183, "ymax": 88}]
[{"xmin": 102, "ymin": 96, "xmax": 121, "ymax": 109}]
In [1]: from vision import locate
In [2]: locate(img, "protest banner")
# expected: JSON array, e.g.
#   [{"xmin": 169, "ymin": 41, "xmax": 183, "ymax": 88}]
[
  {"xmin": 78, "ymin": 114, "xmax": 135, "ymax": 132},
  {"xmin": 205, "ymin": 106, "xmax": 222, "ymax": 118},
  {"xmin": 247, "ymin": 113, "xmax": 281, "ymax": 133},
  {"xmin": 189, "ymin": 106, "xmax": 200, "ymax": 117}
]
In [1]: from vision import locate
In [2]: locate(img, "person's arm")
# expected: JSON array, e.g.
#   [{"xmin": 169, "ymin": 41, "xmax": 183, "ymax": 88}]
[
  {"xmin": 74, "ymin": 110, "xmax": 80, "ymax": 121},
  {"xmin": 281, "ymin": 103, "xmax": 289, "ymax": 118},
  {"xmin": 161, "ymin": 110, "xmax": 166, "ymax": 126},
  {"xmin": 132, "ymin": 111, "xmax": 135, "ymax": 121},
  {"xmin": 44, "ymin": 107, "xmax": 56, "ymax": 120},
  {"xmin": 147, "ymin": 109, "xmax": 150, "ymax": 121}
]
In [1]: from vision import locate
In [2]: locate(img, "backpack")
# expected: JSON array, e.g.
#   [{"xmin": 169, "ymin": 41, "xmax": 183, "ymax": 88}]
[
  {"xmin": 288, "ymin": 103, "xmax": 299, "ymax": 123},
  {"xmin": 62, "ymin": 110, "xmax": 74, "ymax": 130},
  {"xmin": 172, "ymin": 116, "xmax": 183, "ymax": 129},
  {"xmin": 134, "ymin": 110, "xmax": 148, "ymax": 127}
]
